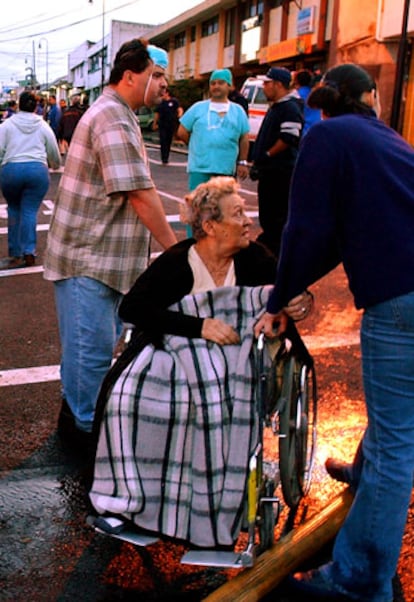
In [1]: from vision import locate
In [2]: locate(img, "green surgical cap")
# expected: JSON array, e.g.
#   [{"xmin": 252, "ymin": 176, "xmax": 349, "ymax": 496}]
[{"xmin": 210, "ymin": 68, "xmax": 233, "ymax": 86}]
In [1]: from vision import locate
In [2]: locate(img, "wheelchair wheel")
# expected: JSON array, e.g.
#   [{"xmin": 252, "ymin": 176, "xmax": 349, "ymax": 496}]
[{"xmin": 278, "ymin": 356, "xmax": 317, "ymax": 508}]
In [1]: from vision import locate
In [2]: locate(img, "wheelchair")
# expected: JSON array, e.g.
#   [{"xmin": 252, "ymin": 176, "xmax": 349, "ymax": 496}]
[{"xmin": 87, "ymin": 327, "xmax": 317, "ymax": 569}]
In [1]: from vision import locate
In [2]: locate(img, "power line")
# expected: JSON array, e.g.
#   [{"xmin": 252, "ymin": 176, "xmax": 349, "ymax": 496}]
[
  {"xmin": 0, "ymin": 0, "xmax": 145, "ymax": 44},
  {"xmin": 0, "ymin": 7, "xmax": 86, "ymax": 35}
]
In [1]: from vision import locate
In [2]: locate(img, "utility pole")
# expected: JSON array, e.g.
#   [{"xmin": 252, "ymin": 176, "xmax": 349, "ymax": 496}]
[
  {"xmin": 390, "ymin": 0, "xmax": 411, "ymax": 131},
  {"xmin": 38, "ymin": 38, "xmax": 49, "ymax": 95},
  {"xmin": 101, "ymin": 0, "xmax": 106, "ymax": 94},
  {"xmin": 32, "ymin": 40, "xmax": 37, "ymax": 90},
  {"xmin": 89, "ymin": 0, "xmax": 106, "ymax": 95}
]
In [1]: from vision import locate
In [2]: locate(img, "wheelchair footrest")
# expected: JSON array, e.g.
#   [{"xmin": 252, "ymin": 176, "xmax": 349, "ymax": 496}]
[
  {"xmin": 87, "ymin": 515, "xmax": 159, "ymax": 546},
  {"xmin": 181, "ymin": 549, "xmax": 247, "ymax": 568}
]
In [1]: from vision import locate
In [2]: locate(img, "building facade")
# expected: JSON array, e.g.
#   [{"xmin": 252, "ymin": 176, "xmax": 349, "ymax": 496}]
[
  {"xmin": 42, "ymin": 1, "xmax": 412, "ymax": 139},
  {"xmin": 146, "ymin": 0, "xmax": 412, "ymax": 134},
  {"xmin": 68, "ymin": 20, "xmax": 154, "ymax": 104},
  {"xmin": 147, "ymin": 0, "xmax": 333, "ymax": 90}
]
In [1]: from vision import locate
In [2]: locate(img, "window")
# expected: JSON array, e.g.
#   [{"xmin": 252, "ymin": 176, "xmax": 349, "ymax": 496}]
[
  {"xmin": 190, "ymin": 26, "xmax": 196, "ymax": 42},
  {"xmin": 174, "ymin": 31, "xmax": 186, "ymax": 49},
  {"xmin": 201, "ymin": 16, "xmax": 219, "ymax": 37},
  {"xmin": 89, "ymin": 53, "xmax": 100, "ymax": 73},
  {"xmin": 225, "ymin": 7, "xmax": 236, "ymax": 46},
  {"xmin": 243, "ymin": 0, "xmax": 264, "ymax": 19}
]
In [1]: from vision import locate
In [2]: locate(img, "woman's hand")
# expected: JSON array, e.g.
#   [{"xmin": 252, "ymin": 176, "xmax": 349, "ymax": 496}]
[
  {"xmin": 284, "ymin": 290, "xmax": 313, "ymax": 321},
  {"xmin": 254, "ymin": 311, "xmax": 288, "ymax": 339},
  {"xmin": 201, "ymin": 318, "xmax": 240, "ymax": 345}
]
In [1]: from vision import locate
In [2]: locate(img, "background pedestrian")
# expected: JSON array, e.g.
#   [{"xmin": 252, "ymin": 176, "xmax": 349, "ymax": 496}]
[
  {"xmin": 177, "ymin": 68, "xmax": 250, "ymax": 191},
  {"xmin": 292, "ymin": 69, "xmax": 322, "ymax": 135},
  {"xmin": 250, "ymin": 67, "xmax": 303, "ymax": 258},
  {"xmin": 0, "ymin": 90, "xmax": 60, "ymax": 269},
  {"xmin": 46, "ymin": 94, "xmax": 62, "ymax": 140},
  {"xmin": 153, "ymin": 89, "xmax": 181, "ymax": 164},
  {"xmin": 58, "ymin": 95, "xmax": 83, "ymax": 150}
]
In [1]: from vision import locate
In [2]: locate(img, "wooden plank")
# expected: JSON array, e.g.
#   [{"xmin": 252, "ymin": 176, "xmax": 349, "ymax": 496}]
[{"xmin": 203, "ymin": 488, "xmax": 353, "ymax": 602}]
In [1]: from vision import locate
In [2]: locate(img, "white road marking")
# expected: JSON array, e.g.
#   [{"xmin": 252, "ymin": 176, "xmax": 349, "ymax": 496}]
[
  {"xmin": 0, "ymin": 265, "xmax": 44, "ymax": 277},
  {"xmin": 149, "ymin": 159, "xmax": 187, "ymax": 167},
  {"xmin": 0, "ymin": 332, "xmax": 360, "ymax": 388},
  {"xmin": 42, "ymin": 199, "xmax": 54, "ymax": 215},
  {"xmin": 0, "ymin": 365, "xmax": 60, "ymax": 386}
]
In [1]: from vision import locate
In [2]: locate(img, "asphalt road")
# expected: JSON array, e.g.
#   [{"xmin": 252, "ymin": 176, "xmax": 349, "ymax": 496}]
[{"xmin": 0, "ymin": 141, "xmax": 409, "ymax": 601}]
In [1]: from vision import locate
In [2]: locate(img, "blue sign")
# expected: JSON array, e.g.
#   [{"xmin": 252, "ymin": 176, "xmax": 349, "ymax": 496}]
[{"xmin": 297, "ymin": 6, "xmax": 316, "ymax": 35}]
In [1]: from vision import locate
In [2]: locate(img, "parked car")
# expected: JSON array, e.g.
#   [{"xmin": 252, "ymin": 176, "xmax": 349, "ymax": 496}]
[
  {"xmin": 240, "ymin": 77, "xmax": 269, "ymax": 143},
  {"xmin": 137, "ymin": 106, "xmax": 155, "ymax": 130}
]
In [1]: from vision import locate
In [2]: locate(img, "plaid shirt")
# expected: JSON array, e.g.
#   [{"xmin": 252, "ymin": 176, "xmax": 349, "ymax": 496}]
[{"xmin": 44, "ymin": 87, "xmax": 153, "ymax": 293}]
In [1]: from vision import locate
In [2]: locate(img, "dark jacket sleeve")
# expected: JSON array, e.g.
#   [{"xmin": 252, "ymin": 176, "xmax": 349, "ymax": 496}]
[
  {"xmin": 119, "ymin": 239, "xmax": 205, "ymax": 340},
  {"xmin": 266, "ymin": 124, "xmax": 342, "ymax": 313}
]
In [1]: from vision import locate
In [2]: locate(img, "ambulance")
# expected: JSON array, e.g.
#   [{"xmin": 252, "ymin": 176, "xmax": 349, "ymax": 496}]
[{"xmin": 240, "ymin": 77, "xmax": 269, "ymax": 143}]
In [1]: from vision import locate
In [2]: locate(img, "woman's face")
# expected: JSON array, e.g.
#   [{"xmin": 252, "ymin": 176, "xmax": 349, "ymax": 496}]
[{"xmin": 213, "ymin": 193, "xmax": 252, "ymax": 253}]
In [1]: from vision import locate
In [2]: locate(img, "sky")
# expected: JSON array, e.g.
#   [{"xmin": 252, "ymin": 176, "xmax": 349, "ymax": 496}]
[{"xmin": 0, "ymin": 0, "xmax": 202, "ymax": 87}]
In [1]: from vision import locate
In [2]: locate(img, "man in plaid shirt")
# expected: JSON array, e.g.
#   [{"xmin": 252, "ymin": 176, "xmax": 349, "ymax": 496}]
[{"xmin": 44, "ymin": 40, "xmax": 177, "ymax": 451}]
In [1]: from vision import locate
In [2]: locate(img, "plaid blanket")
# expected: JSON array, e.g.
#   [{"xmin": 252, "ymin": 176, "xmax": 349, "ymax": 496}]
[{"xmin": 89, "ymin": 285, "xmax": 272, "ymax": 547}]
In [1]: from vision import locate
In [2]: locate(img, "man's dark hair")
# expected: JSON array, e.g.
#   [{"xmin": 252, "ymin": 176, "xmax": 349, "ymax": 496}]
[
  {"xmin": 19, "ymin": 91, "xmax": 37, "ymax": 113},
  {"xmin": 295, "ymin": 69, "xmax": 312, "ymax": 87},
  {"xmin": 109, "ymin": 38, "xmax": 151, "ymax": 84}
]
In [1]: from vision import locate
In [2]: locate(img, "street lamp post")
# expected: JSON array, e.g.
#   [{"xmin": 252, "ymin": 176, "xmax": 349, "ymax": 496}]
[{"xmin": 38, "ymin": 38, "xmax": 49, "ymax": 95}]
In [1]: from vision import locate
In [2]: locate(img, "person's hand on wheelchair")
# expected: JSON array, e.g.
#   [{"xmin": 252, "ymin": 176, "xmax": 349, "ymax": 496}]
[
  {"xmin": 254, "ymin": 290, "xmax": 313, "ymax": 339},
  {"xmin": 202, "ymin": 318, "xmax": 240, "ymax": 345}
]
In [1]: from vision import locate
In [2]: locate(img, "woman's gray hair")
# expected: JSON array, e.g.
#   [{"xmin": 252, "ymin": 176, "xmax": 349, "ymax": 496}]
[{"xmin": 181, "ymin": 176, "xmax": 240, "ymax": 240}]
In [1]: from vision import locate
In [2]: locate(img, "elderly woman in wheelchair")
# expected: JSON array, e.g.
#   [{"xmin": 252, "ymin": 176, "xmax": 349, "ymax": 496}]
[{"xmin": 88, "ymin": 176, "xmax": 313, "ymax": 553}]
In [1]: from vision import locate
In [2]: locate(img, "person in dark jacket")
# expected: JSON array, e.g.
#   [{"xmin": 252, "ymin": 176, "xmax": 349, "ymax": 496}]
[
  {"xmin": 153, "ymin": 89, "xmax": 181, "ymax": 164},
  {"xmin": 228, "ymin": 85, "xmax": 249, "ymax": 115},
  {"xmin": 255, "ymin": 63, "xmax": 414, "ymax": 602},
  {"xmin": 251, "ymin": 67, "xmax": 303, "ymax": 257},
  {"xmin": 58, "ymin": 95, "xmax": 83, "ymax": 147},
  {"xmin": 46, "ymin": 95, "xmax": 62, "ymax": 139}
]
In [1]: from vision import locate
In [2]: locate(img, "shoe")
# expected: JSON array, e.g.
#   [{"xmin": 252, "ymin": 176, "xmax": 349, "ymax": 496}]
[
  {"xmin": 286, "ymin": 567, "xmax": 352, "ymax": 600},
  {"xmin": 325, "ymin": 458, "xmax": 353, "ymax": 485},
  {"xmin": 0, "ymin": 256, "xmax": 25, "ymax": 269},
  {"xmin": 57, "ymin": 398, "xmax": 93, "ymax": 458},
  {"xmin": 23, "ymin": 254, "xmax": 35, "ymax": 267},
  {"xmin": 57, "ymin": 398, "xmax": 76, "ymax": 437}
]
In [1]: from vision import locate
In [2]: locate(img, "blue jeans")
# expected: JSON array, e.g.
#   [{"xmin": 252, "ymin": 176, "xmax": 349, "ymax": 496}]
[
  {"xmin": 54, "ymin": 277, "xmax": 123, "ymax": 432},
  {"xmin": 328, "ymin": 291, "xmax": 414, "ymax": 601},
  {"xmin": 1, "ymin": 162, "xmax": 49, "ymax": 257}
]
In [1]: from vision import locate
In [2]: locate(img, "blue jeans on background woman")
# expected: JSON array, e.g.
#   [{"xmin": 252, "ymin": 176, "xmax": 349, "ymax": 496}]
[
  {"xmin": 1, "ymin": 161, "xmax": 49, "ymax": 263},
  {"xmin": 325, "ymin": 291, "xmax": 414, "ymax": 601}
]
